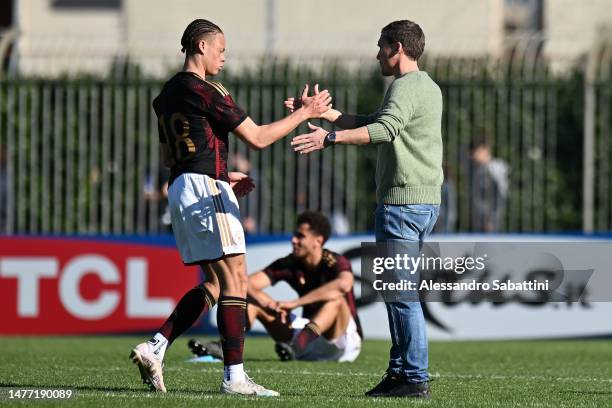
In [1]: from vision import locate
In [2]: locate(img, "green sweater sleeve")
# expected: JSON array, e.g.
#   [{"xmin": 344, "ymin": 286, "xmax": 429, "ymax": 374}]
[{"xmin": 366, "ymin": 82, "xmax": 415, "ymax": 144}]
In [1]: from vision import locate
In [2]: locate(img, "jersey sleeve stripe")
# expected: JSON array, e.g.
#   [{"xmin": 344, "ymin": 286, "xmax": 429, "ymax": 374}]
[
  {"xmin": 205, "ymin": 80, "xmax": 229, "ymax": 97},
  {"xmin": 216, "ymin": 82, "xmax": 230, "ymax": 96}
]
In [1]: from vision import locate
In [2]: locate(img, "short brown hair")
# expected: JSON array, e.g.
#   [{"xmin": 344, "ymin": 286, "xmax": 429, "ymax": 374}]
[
  {"xmin": 181, "ymin": 19, "xmax": 223, "ymax": 55},
  {"xmin": 296, "ymin": 211, "xmax": 332, "ymax": 243},
  {"xmin": 381, "ymin": 20, "xmax": 425, "ymax": 61}
]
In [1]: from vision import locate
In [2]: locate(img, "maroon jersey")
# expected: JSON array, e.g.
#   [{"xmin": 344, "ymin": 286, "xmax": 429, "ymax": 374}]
[
  {"xmin": 152, "ymin": 72, "xmax": 247, "ymax": 185},
  {"xmin": 264, "ymin": 249, "xmax": 363, "ymax": 338}
]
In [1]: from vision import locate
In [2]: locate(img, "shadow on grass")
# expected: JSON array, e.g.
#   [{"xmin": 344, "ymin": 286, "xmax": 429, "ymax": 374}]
[{"xmin": 561, "ymin": 390, "xmax": 612, "ymax": 396}]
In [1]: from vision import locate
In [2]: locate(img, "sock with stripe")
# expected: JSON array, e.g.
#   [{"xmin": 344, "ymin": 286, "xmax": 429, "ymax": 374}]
[
  {"xmin": 217, "ymin": 296, "xmax": 247, "ymax": 383},
  {"xmin": 147, "ymin": 332, "xmax": 168, "ymax": 360},
  {"xmin": 157, "ymin": 284, "xmax": 216, "ymax": 355},
  {"xmin": 292, "ymin": 321, "xmax": 321, "ymax": 357}
]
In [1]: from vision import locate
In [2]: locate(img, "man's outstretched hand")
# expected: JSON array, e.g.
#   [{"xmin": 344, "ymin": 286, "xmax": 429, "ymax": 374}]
[{"xmin": 291, "ymin": 122, "xmax": 328, "ymax": 154}]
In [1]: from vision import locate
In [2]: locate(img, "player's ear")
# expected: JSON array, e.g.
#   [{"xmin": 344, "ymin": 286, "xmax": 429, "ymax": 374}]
[
  {"xmin": 198, "ymin": 39, "xmax": 207, "ymax": 55},
  {"xmin": 315, "ymin": 234, "xmax": 325, "ymax": 247},
  {"xmin": 393, "ymin": 42, "xmax": 402, "ymax": 57}
]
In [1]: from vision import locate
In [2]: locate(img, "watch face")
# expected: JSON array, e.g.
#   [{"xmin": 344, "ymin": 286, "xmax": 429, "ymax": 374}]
[{"xmin": 324, "ymin": 132, "xmax": 336, "ymax": 147}]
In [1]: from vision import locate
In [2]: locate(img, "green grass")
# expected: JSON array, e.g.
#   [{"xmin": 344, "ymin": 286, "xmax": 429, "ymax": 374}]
[{"xmin": 0, "ymin": 336, "xmax": 611, "ymax": 407}]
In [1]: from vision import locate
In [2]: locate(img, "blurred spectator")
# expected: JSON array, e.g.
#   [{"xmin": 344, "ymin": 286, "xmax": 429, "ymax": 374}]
[
  {"xmin": 469, "ymin": 139, "xmax": 510, "ymax": 232},
  {"xmin": 229, "ymin": 151, "xmax": 258, "ymax": 234},
  {"xmin": 143, "ymin": 165, "xmax": 172, "ymax": 233},
  {"xmin": 434, "ymin": 164, "xmax": 457, "ymax": 233},
  {"xmin": 331, "ymin": 211, "xmax": 350, "ymax": 235}
]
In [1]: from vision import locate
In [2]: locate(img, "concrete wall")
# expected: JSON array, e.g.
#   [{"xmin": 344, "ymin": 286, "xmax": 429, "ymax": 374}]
[
  {"xmin": 13, "ymin": 0, "xmax": 612, "ymax": 76},
  {"xmin": 545, "ymin": 0, "xmax": 612, "ymax": 61},
  {"xmin": 17, "ymin": 0, "xmax": 122, "ymax": 75}
]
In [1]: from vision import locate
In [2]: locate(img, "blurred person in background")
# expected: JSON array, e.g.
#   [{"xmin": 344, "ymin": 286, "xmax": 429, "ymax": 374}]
[
  {"xmin": 229, "ymin": 151, "xmax": 258, "ymax": 234},
  {"xmin": 129, "ymin": 18, "xmax": 331, "ymax": 397},
  {"xmin": 143, "ymin": 166, "xmax": 172, "ymax": 233},
  {"xmin": 469, "ymin": 139, "xmax": 510, "ymax": 232},
  {"xmin": 433, "ymin": 163, "xmax": 457, "ymax": 233}
]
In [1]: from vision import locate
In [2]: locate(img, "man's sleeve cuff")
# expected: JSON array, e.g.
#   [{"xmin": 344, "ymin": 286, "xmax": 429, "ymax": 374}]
[{"xmin": 367, "ymin": 123, "xmax": 392, "ymax": 144}]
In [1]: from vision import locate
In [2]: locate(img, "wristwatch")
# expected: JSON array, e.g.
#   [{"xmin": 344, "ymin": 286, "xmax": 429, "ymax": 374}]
[{"xmin": 323, "ymin": 131, "xmax": 337, "ymax": 148}]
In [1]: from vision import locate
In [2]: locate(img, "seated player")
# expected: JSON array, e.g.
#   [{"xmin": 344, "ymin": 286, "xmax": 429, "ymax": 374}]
[{"xmin": 203, "ymin": 211, "xmax": 362, "ymax": 362}]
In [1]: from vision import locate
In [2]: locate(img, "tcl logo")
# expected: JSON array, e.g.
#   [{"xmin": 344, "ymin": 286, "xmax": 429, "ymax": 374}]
[
  {"xmin": 1, "ymin": 255, "xmax": 173, "ymax": 320},
  {"xmin": 0, "ymin": 237, "xmax": 198, "ymax": 335}
]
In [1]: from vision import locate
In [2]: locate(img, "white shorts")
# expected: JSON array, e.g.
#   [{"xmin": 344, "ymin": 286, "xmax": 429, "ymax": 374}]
[
  {"xmin": 168, "ymin": 173, "xmax": 246, "ymax": 264},
  {"xmin": 291, "ymin": 316, "xmax": 362, "ymax": 362}
]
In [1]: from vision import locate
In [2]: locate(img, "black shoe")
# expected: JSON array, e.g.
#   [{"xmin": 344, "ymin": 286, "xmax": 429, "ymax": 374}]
[
  {"xmin": 365, "ymin": 372, "xmax": 405, "ymax": 397},
  {"xmin": 274, "ymin": 342, "xmax": 296, "ymax": 361},
  {"xmin": 202, "ymin": 340, "xmax": 224, "ymax": 360},
  {"xmin": 187, "ymin": 339, "xmax": 224, "ymax": 360},
  {"xmin": 378, "ymin": 381, "xmax": 431, "ymax": 399}
]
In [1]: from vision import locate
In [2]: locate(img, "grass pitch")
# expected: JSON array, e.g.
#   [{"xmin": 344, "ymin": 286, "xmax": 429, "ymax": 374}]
[{"xmin": 0, "ymin": 336, "xmax": 611, "ymax": 407}]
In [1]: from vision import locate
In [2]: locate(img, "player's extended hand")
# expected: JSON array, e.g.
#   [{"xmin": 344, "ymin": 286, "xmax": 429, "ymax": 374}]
[
  {"xmin": 291, "ymin": 122, "xmax": 327, "ymax": 154},
  {"xmin": 286, "ymin": 84, "xmax": 338, "ymax": 121},
  {"xmin": 284, "ymin": 84, "xmax": 320, "ymax": 112},
  {"xmin": 228, "ymin": 172, "xmax": 255, "ymax": 198},
  {"xmin": 298, "ymin": 84, "xmax": 332, "ymax": 119}
]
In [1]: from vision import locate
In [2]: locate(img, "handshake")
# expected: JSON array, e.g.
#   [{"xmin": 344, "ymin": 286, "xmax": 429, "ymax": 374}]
[{"xmin": 285, "ymin": 84, "xmax": 340, "ymax": 154}]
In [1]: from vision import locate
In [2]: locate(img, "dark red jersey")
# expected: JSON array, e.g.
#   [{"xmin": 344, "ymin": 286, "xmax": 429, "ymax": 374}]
[
  {"xmin": 152, "ymin": 72, "xmax": 247, "ymax": 185},
  {"xmin": 263, "ymin": 249, "xmax": 363, "ymax": 338}
]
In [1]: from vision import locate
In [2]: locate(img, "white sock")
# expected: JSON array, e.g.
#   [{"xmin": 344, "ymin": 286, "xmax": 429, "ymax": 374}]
[
  {"xmin": 224, "ymin": 363, "xmax": 245, "ymax": 384},
  {"xmin": 147, "ymin": 333, "xmax": 168, "ymax": 360}
]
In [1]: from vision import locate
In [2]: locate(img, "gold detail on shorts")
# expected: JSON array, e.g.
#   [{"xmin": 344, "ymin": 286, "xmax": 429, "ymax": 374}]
[{"xmin": 205, "ymin": 177, "xmax": 237, "ymax": 248}]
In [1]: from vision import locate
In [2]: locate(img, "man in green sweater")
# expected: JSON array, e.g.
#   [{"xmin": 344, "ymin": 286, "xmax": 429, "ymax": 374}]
[{"xmin": 290, "ymin": 20, "xmax": 442, "ymax": 398}]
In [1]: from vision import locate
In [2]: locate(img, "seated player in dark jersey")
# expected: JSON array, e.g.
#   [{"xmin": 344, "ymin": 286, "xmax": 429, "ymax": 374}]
[{"xmin": 203, "ymin": 211, "xmax": 363, "ymax": 362}]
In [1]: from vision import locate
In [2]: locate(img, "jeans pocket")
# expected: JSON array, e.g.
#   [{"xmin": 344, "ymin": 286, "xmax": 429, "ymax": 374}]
[
  {"xmin": 400, "ymin": 206, "xmax": 432, "ymax": 215},
  {"xmin": 384, "ymin": 205, "xmax": 406, "ymax": 240},
  {"xmin": 400, "ymin": 206, "xmax": 433, "ymax": 240}
]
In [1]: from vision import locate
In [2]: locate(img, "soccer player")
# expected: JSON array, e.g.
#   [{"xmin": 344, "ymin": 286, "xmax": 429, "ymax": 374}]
[
  {"xmin": 289, "ymin": 20, "xmax": 442, "ymax": 398},
  {"xmin": 129, "ymin": 18, "xmax": 331, "ymax": 397},
  {"xmin": 202, "ymin": 211, "xmax": 362, "ymax": 362}
]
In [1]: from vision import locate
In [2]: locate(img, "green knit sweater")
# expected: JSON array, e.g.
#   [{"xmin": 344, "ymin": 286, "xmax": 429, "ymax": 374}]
[{"xmin": 360, "ymin": 71, "xmax": 443, "ymax": 205}]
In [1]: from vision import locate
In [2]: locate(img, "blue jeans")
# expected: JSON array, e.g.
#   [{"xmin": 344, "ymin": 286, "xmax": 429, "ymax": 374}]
[{"xmin": 374, "ymin": 203, "xmax": 440, "ymax": 383}]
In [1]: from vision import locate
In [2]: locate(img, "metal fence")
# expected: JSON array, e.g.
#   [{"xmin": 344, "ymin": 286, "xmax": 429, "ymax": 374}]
[
  {"xmin": 0, "ymin": 61, "xmax": 364, "ymax": 235},
  {"xmin": 586, "ymin": 41, "xmax": 612, "ymax": 233},
  {"xmin": 0, "ymin": 50, "xmax": 611, "ymax": 235}
]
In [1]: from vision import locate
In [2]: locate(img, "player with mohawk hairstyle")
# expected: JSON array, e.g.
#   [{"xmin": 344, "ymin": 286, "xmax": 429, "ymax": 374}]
[{"xmin": 129, "ymin": 18, "xmax": 332, "ymax": 397}]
